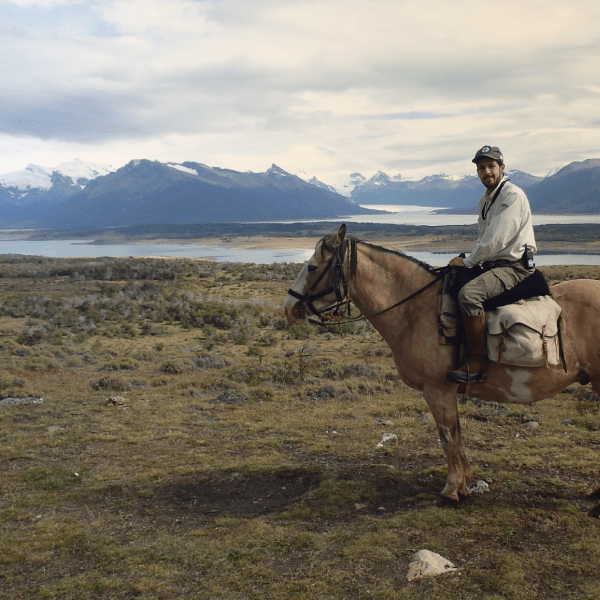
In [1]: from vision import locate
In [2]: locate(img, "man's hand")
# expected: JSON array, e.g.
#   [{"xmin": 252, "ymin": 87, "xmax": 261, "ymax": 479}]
[{"xmin": 449, "ymin": 256, "xmax": 465, "ymax": 268}]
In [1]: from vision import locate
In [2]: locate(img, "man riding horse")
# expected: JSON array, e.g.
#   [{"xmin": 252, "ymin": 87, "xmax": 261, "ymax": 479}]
[{"xmin": 446, "ymin": 145, "xmax": 537, "ymax": 385}]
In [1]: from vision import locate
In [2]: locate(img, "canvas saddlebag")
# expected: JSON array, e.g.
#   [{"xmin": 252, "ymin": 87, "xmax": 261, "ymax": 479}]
[{"xmin": 486, "ymin": 295, "xmax": 562, "ymax": 368}]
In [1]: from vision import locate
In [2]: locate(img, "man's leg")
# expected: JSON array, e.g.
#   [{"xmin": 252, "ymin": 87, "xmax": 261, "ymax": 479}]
[{"xmin": 447, "ymin": 312, "xmax": 489, "ymax": 383}]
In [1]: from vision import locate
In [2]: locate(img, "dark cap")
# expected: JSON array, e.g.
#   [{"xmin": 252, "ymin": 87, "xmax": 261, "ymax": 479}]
[{"xmin": 472, "ymin": 145, "xmax": 504, "ymax": 164}]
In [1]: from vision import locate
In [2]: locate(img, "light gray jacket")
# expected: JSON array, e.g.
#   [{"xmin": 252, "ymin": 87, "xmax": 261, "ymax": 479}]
[{"xmin": 463, "ymin": 179, "xmax": 537, "ymax": 268}]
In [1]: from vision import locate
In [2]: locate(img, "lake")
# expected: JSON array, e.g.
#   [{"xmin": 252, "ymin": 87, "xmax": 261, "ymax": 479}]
[
  {"xmin": 274, "ymin": 205, "xmax": 600, "ymax": 227},
  {"xmin": 1, "ymin": 207, "xmax": 599, "ymax": 265},
  {"xmin": 0, "ymin": 239, "xmax": 598, "ymax": 266}
]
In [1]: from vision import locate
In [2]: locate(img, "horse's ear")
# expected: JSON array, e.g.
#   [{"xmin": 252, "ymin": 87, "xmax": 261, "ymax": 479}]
[{"xmin": 324, "ymin": 224, "xmax": 346, "ymax": 253}]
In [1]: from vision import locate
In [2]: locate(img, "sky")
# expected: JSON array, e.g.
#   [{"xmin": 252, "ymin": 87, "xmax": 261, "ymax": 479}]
[{"xmin": 1, "ymin": 0, "xmax": 600, "ymax": 189}]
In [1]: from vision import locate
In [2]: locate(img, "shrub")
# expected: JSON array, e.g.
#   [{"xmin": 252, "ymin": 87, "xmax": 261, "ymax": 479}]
[
  {"xmin": 90, "ymin": 376, "xmax": 130, "ymax": 392},
  {"xmin": 159, "ymin": 360, "xmax": 195, "ymax": 375}
]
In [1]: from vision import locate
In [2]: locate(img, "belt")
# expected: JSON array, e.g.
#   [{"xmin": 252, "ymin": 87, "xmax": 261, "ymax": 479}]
[
  {"xmin": 481, "ymin": 258, "xmax": 516, "ymax": 271},
  {"xmin": 481, "ymin": 256, "xmax": 535, "ymax": 271}
]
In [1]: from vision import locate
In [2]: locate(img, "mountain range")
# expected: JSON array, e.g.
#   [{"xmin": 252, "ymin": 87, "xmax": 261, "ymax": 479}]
[
  {"xmin": 0, "ymin": 157, "xmax": 599, "ymax": 229},
  {"xmin": 350, "ymin": 169, "xmax": 544, "ymax": 209}
]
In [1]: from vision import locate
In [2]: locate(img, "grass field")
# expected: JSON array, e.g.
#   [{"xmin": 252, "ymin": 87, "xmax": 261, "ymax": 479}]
[{"xmin": 0, "ymin": 255, "xmax": 599, "ymax": 599}]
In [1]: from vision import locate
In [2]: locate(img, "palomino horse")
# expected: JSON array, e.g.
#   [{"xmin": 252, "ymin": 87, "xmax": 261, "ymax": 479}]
[{"xmin": 283, "ymin": 224, "xmax": 600, "ymax": 516}]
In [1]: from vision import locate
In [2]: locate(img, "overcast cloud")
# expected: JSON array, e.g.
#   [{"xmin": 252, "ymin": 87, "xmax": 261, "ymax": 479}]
[{"xmin": 1, "ymin": 0, "xmax": 599, "ymax": 186}]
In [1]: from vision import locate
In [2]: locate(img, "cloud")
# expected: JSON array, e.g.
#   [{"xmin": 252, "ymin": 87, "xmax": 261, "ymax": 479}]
[{"xmin": 0, "ymin": 0, "xmax": 599, "ymax": 182}]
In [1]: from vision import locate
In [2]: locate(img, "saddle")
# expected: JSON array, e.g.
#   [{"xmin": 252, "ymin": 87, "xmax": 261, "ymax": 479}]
[{"xmin": 439, "ymin": 268, "xmax": 565, "ymax": 369}]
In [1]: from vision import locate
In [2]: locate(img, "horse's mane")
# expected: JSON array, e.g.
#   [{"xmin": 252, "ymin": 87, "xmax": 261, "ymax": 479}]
[
  {"xmin": 346, "ymin": 236, "xmax": 435, "ymax": 276},
  {"xmin": 316, "ymin": 233, "xmax": 435, "ymax": 278}
]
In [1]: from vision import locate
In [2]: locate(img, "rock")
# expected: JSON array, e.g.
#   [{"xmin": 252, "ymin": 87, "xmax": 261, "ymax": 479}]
[
  {"xmin": 407, "ymin": 550, "xmax": 457, "ymax": 581},
  {"xmin": 559, "ymin": 419, "xmax": 574, "ymax": 426},
  {"xmin": 373, "ymin": 418, "xmax": 395, "ymax": 426},
  {"xmin": 47, "ymin": 426, "xmax": 65, "ymax": 433},
  {"xmin": 468, "ymin": 480, "xmax": 490, "ymax": 494},
  {"xmin": 524, "ymin": 421, "xmax": 540, "ymax": 431},
  {"xmin": 376, "ymin": 433, "xmax": 398, "ymax": 447},
  {"xmin": 0, "ymin": 396, "xmax": 44, "ymax": 407},
  {"xmin": 416, "ymin": 413, "xmax": 434, "ymax": 423},
  {"xmin": 106, "ymin": 396, "xmax": 128, "ymax": 406}
]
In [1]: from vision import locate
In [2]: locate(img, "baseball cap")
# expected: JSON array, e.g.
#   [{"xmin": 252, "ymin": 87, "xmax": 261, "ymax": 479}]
[{"xmin": 472, "ymin": 145, "xmax": 504, "ymax": 164}]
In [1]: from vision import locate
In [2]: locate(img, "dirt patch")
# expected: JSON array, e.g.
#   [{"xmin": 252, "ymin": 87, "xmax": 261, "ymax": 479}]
[
  {"xmin": 154, "ymin": 469, "xmax": 322, "ymax": 518},
  {"xmin": 91, "ymin": 469, "xmax": 323, "ymax": 525}
]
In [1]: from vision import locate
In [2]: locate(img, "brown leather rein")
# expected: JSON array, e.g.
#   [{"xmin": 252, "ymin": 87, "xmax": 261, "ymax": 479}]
[{"xmin": 287, "ymin": 238, "xmax": 450, "ymax": 328}]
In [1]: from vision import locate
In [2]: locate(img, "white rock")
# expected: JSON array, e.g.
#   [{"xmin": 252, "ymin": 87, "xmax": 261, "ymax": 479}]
[
  {"xmin": 376, "ymin": 433, "xmax": 398, "ymax": 447},
  {"xmin": 468, "ymin": 480, "xmax": 490, "ymax": 494},
  {"xmin": 374, "ymin": 418, "xmax": 395, "ymax": 426},
  {"xmin": 407, "ymin": 550, "xmax": 457, "ymax": 581},
  {"xmin": 416, "ymin": 413, "xmax": 434, "ymax": 423},
  {"xmin": 0, "ymin": 396, "xmax": 44, "ymax": 407}
]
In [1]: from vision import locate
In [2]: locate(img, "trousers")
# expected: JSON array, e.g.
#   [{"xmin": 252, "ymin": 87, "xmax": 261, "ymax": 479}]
[{"xmin": 457, "ymin": 261, "xmax": 533, "ymax": 316}]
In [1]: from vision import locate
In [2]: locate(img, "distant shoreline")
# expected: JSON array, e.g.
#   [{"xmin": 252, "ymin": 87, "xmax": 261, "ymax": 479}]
[{"xmin": 0, "ymin": 222, "xmax": 599, "ymax": 255}]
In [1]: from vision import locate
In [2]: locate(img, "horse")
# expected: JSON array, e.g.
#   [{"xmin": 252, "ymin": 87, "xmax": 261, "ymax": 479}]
[{"xmin": 283, "ymin": 224, "xmax": 600, "ymax": 516}]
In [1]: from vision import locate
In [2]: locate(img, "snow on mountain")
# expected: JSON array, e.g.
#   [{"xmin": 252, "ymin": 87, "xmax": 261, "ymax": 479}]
[
  {"xmin": 54, "ymin": 159, "xmax": 115, "ymax": 184},
  {"xmin": 0, "ymin": 164, "xmax": 55, "ymax": 191},
  {"xmin": 0, "ymin": 159, "xmax": 115, "ymax": 191},
  {"xmin": 307, "ymin": 177, "xmax": 338, "ymax": 194},
  {"xmin": 167, "ymin": 163, "xmax": 199, "ymax": 176},
  {"xmin": 545, "ymin": 166, "xmax": 561, "ymax": 177},
  {"xmin": 262, "ymin": 164, "xmax": 291, "ymax": 178},
  {"xmin": 365, "ymin": 170, "xmax": 401, "ymax": 186}
]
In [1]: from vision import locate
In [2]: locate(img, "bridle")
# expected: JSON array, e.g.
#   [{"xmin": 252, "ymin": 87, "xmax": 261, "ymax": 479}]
[
  {"xmin": 286, "ymin": 238, "xmax": 352, "ymax": 322},
  {"xmin": 287, "ymin": 237, "xmax": 449, "ymax": 327}
]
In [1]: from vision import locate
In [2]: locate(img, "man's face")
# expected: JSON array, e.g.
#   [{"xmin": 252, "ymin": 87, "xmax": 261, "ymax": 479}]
[{"xmin": 476, "ymin": 158, "xmax": 505, "ymax": 190}]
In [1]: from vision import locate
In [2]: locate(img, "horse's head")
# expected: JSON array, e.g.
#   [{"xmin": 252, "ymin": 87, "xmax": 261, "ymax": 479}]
[{"xmin": 283, "ymin": 224, "xmax": 348, "ymax": 325}]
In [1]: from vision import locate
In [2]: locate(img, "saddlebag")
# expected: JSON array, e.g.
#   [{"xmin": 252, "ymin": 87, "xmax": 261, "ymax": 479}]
[{"xmin": 486, "ymin": 295, "xmax": 562, "ymax": 367}]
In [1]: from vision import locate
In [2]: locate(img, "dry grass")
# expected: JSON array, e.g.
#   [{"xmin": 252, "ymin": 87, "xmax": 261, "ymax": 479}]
[{"xmin": 0, "ymin": 256, "xmax": 599, "ymax": 599}]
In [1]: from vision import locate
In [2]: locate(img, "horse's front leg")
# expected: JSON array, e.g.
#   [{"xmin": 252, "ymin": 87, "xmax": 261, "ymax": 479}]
[{"xmin": 423, "ymin": 385, "xmax": 474, "ymax": 503}]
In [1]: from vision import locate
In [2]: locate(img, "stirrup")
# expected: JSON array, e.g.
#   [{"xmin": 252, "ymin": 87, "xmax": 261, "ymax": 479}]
[{"xmin": 446, "ymin": 364, "xmax": 488, "ymax": 384}]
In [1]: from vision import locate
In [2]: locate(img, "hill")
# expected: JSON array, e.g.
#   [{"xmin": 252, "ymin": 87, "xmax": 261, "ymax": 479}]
[{"xmin": 527, "ymin": 159, "xmax": 600, "ymax": 213}]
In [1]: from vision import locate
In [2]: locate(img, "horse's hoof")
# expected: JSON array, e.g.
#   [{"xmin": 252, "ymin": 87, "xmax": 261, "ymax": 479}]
[
  {"xmin": 433, "ymin": 495, "xmax": 459, "ymax": 508},
  {"xmin": 588, "ymin": 504, "xmax": 600, "ymax": 519}
]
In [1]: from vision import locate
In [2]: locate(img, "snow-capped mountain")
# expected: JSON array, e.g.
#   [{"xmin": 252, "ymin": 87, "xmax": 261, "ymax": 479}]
[
  {"xmin": 0, "ymin": 159, "xmax": 115, "ymax": 206},
  {"xmin": 306, "ymin": 177, "xmax": 338, "ymax": 194},
  {"xmin": 297, "ymin": 171, "xmax": 368, "ymax": 197},
  {"xmin": 1, "ymin": 157, "xmax": 599, "ymax": 229},
  {"xmin": 27, "ymin": 160, "xmax": 377, "ymax": 229},
  {"xmin": 349, "ymin": 169, "xmax": 544, "ymax": 209}
]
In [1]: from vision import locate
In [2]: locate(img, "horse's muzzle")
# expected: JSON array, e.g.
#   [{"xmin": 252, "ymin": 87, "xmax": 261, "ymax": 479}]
[{"xmin": 284, "ymin": 300, "xmax": 307, "ymax": 325}]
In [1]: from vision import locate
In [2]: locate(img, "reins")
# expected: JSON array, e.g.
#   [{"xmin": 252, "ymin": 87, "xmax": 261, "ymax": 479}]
[{"xmin": 289, "ymin": 237, "xmax": 449, "ymax": 329}]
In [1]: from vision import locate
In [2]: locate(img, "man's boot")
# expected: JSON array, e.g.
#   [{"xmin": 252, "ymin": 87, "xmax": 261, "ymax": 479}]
[{"xmin": 447, "ymin": 313, "xmax": 489, "ymax": 384}]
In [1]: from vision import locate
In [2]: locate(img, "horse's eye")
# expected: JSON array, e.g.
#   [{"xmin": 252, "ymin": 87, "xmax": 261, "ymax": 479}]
[{"xmin": 308, "ymin": 265, "xmax": 318, "ymax": 273}]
